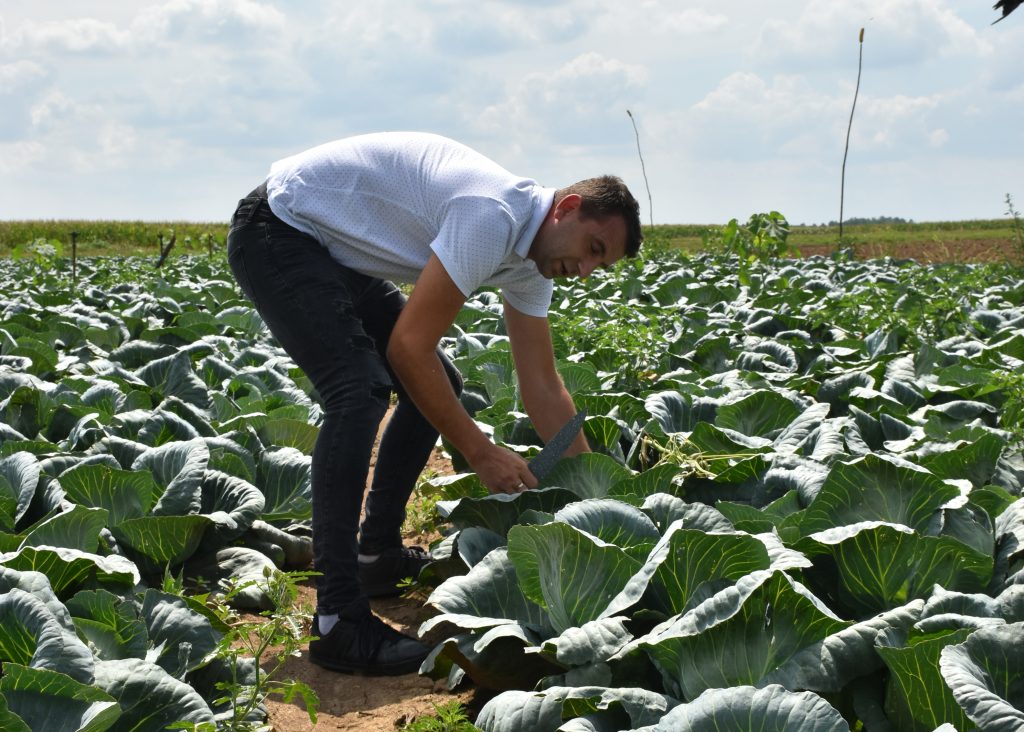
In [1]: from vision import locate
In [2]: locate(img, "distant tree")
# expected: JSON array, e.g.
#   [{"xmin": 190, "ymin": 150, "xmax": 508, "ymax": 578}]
[{"xmin": 827, "ymin": 216, "xmax": 912, "ymax": 226}]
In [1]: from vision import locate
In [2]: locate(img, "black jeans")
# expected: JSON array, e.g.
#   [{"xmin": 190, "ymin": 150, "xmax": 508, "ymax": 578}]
[{"xmin": 226, "ymin": 186, "xmax": 462, "ymax": 615}]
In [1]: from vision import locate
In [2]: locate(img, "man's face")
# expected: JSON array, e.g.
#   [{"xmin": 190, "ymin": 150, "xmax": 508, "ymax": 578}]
[{"xmin": 530, "ymin": 195, "xmax": 628, "ymax": 280}]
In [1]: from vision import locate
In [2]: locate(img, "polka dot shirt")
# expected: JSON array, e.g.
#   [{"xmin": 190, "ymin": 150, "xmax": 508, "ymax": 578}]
[{"xmin": 265, "ymin": 131, "xmax": 555, "ymax": 317}]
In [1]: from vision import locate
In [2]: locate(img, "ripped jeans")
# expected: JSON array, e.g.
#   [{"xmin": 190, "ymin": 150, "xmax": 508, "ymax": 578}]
[{"xmin": 226, "ymin": 185, "xmax": 462, "ymax": 615}]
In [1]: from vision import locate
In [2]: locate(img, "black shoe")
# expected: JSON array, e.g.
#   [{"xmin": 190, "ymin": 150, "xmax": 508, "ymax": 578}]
[
  {"xmin": 358, "ymin": 545, "xmax": 431, "ymax": 597},
  {"xmin": 309, "ymin": 612, "xmax": 429, "ymax": 675}
]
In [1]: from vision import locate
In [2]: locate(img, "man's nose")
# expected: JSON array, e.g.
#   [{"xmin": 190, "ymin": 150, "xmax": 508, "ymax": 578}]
[{"xmin": 578, "ymin": 258, "xmax": 598, "ymax": 278}]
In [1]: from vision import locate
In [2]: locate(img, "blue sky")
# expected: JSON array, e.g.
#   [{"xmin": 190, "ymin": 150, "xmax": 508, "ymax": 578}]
[{"xmin": 1, "ymin": 0, "xmax": 1021, "ymax": 225}]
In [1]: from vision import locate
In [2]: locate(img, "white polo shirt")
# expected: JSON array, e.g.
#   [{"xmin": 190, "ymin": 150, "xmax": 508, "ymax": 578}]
[{"xmin": 265, "ymin": 132, "xmax": 555, "ymax": 318}]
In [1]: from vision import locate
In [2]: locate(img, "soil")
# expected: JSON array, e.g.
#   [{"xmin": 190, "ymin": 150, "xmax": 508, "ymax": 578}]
[
  {"xmin": 247, "ymin": 240, "xmax": 1016, "ymax": 730},
  {"xmin": 798, "ymin": 239, "xmax": 1020, "ymax": 265}
]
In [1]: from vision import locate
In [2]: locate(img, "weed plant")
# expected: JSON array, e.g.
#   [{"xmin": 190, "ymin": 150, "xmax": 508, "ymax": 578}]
[
  {"xmin": 1006, "ymin": 193, "xmax": 1024, "ymax": 263},
  {"xmin": 401, "ymin": 701, "xmax": 480, "ymax": 732},
  {"xmin": 403, "ymin": 470, "xmax": 444, "ymax": 537},
  {"xmin": 170, "ymin": 568, "xmax": 320, "ymax": 731}
]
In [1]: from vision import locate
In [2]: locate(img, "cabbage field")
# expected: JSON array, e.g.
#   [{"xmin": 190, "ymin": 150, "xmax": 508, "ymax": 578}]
[{"xmin": 1, "ymin": 240, "xmax": 1023, "ymax": 731}]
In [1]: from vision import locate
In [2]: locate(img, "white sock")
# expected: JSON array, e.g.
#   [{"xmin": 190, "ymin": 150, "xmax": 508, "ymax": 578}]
[
  {"xmin": 318, "ymin": 613, "xmax": 339, "ymax": 635},
  {"xmin": 358, "ymin": 553, "xmax": 380, "ymax": 564}
]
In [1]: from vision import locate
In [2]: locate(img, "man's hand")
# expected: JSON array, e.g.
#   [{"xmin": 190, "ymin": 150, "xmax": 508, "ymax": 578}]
[
  {"xmin": 505, "ymin": 300, "xmax": 590, "ymax": 456},
  {"xmin": 390, "ymin": 255, "xmax": 537, "ymax": 494},
  {"xmin": 468, "ymin": 443, "xmax": 539, "ymax": 495}
]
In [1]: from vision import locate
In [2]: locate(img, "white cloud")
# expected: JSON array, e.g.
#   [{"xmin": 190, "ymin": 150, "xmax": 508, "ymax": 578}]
[
  {"xmin": 98, "ymin": 122, "xmax": 137, "ymax": 156},
  {"xmin": 646, "ymin": 5, "xmax": 728, "ymax": 34},
  {"xmin": 0, "ymin": 140, "xmax": 45, "ymax": 173},
  {"xmin": 131, "ymin": 0, "xmax": 286, "ymax": 43},
  {"xmin": 754, "ymin": 0, "xmax": 990, "ymax": 69},
  {"xmin": 5, "ymin": 18, "xmax": 131, "ymax": 53},
  {"xmin": 687, "ymin": 72, "xmax": 841, "ymax": 158},
  {"xmin": 475, "ymin": 52, "xmax": 648, "ymax": 144},
  {"xmin": 0, "ymin": 60, "xmax": 47, "ymax": 93},
  {"xmin": 928, "ymin": 128, "xmax": 950, "ymax": 146},
  {"xmin": 29, "ymin": 90, "xmax": 82, "ymax": 129}
]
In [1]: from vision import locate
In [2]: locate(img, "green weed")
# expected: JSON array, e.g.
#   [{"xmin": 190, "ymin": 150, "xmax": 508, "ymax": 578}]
[
  {"xmin": 702, "ymin": 212, "xmax": 796, "ymax": 286},
  {"xmin": 401, "ymin": 701, "xmax": 480, "ymax": 732},
  {"xmin": 404, "ymin": 469, "xmax": 443, "ymax": 537},
  {"xmin": 170, "ymin": 568, "xmax": 320, "ymax": 731},
  {"xmin": 995, "ymin": 369, "xmax": 1024, "ymax": 448},
  {"xmin": 1005, "ymin": 193, "xmax": 1024, "ymax": 264}
]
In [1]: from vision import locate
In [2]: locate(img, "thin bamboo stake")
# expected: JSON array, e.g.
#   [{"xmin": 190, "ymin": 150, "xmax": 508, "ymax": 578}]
[
  {"xmin": 627, "ymin": 109, "xmax": 654, "ymax": 230},
  {"xmin": 840, "ymin": 28, "xmax": 865, "ymax": 242}
]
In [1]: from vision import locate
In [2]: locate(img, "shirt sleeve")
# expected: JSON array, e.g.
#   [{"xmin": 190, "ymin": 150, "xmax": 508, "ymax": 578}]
[
  {"xmin": 501, "ymin": 276, "xmax": 553, "ymax": 318},
  {"xmin": 429, "ymin": 197, "xmax": 516, "ymax": 298}
]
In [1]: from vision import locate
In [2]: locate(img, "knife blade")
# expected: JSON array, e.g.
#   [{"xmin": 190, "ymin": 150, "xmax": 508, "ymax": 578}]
[{"xmin": 528, "ymin": 408, "xmax": 587, "ymax": 481}]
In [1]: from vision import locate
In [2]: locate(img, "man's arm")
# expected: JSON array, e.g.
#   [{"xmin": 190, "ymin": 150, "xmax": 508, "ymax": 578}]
[
  {"xmin": 387, "ymin": 254, "xmax": 537, "ymax": 493},
  {"xmin": 504, "ymin": 300, "xmax": 589, "ymax": 457}
]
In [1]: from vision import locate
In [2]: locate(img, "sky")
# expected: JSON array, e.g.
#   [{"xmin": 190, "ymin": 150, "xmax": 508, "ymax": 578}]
[{"xmin": 1, "ymin": 0, "xmax": 1022, "ymax": 226}]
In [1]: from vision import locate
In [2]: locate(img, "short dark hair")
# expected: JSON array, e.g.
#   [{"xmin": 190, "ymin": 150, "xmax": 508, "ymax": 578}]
[{"xmin": 555, "ymin": 175, "xmax": 643, "ymax": 257}]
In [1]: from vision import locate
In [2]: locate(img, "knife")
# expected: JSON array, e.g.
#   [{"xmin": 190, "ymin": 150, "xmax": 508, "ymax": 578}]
[{"xmin": 528, "ymin": 408, "xmax": 587, "ymax": 481}]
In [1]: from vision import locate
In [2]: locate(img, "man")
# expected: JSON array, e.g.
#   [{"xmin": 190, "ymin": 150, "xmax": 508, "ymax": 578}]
[{"xmin": 226, "ymin": 131, "xmax": 643, "ymax": 676}]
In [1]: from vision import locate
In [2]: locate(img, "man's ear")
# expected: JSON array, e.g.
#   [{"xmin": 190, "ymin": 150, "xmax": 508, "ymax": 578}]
[{"xmin": 553, "ymin": 193, "xmax": 582, "ymax": 220}]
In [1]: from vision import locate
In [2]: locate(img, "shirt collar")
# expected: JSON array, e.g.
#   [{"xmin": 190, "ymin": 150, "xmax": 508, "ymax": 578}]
[{"xmin": 513, "ymin": 186, "xmax": 555, "ymax": 259}]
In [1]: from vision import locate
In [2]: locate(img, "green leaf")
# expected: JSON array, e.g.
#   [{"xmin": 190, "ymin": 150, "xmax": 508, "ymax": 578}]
[
  {"xmin": 644, "ymin": 391, "xmax": 700, "ymax": 434},
  {"xmin": 797, "ymin": 453, "xmax": 960, "ymax": 536},
  {"xmin": 135, "ymin": 351, "xmax": 211, "ymax": 410},
  {"xmin": 132, "ymin": 438, "xmax": 209, "ymax": 516},
  {"xmin": 57, "ymin": 464, "xmax": 160, "ymax": 525},
  {"xmin": 552, "ymin": 499, "xmax": 659, "ymax": 555},
  {"xmin": 421, "ymin": 526, "xmax": 507, "ymax": 583},
  {"xmin": 199, "ymin": 469, "xmax": 264, "ymax": 543},
  {"xmin": 583, "ymin": 415, "xmax": 626, "ymax": 463},
  {"xmin": 773, "ymin": 402, "xmax": 832, "ymax": 455},
  {"xmin": 0, "ymin": 452, "xmax": 40, "ymax": 531},
  {"xmin": 66, "ymin": 589, "xmax": 150, "ymax": 662},
  {"xmin": 92, "ymin": 658, "xmax": 215, "ymax": 729},
  {"xmin": 19, "ymin": 504, "xmax": 110, "ymax": 553},
  {"xmin": 0, "ymin": 663, "xmax": 120, "ymax": 732},
  {"xmin": 110, "ymin": 515, "xmax": 211, "ymax": 573},
  {"xmin": 716, "ymin": 390, "xmax": 801, "ymax": 439},
  {"xmin": 875, "ymin": 627, "xmax": 975, "ymax": 732},
  {"xmin": 763, "ymin": 600, "xmax": 924, "ymax": 693},
  {"xmin": 539, "ymin": 617, "xmax": 633, "ymax": 670},
  {"xmin": 604, "ymin": 525, "xmax": 772, "ymax": 619},
  {"xmin": 918, "ymin": 433, "xmax": 1006, "ymax": 490},
  {"xmin": 539, "ymin": 453, "xmax": 633, "ymax": 499},
  {"xmin": 0, "ymin": 546, "xmax": 139, "ymax": 598},
  {"xmin": 0, "ymin": 693, "xmax": 31, "ymax": 732},
  {"xmin": 939, "ymin": 621, "xmax": 1024, "ymax": 731},
  {"xmin": 651, "ymin": 684, "xmax": 850, "ymax": 731},
  {"xmin": 608, "ymin": 463, "xmax": 683, "ymax": 502},
  {"xmin": 475, "ymin": 686, "xmax": 675, "ymax": 732},
  {"xmin": 256, "ymin": 447, "xmax": 312, "ymax": 521},
  {"xmin": 423, "ymin": 548, "xmax": 552, "ymax": 634},
  {"xmin": 638, "ymin": 570, "xmax": 849, "ymax": 700},
  {"xmin": 256, "ymin": 418, "xmax": 319, "ymax": 454},
  {"xmin": 430, "ymin": 625, "xmax": 562, "ymax": 693},
  {"xmin": 640, "ymin": 493, "xmax": 733, "ymax": 534},
  {"xmin": 0, "ymin": 588, "xmax": 95, "ymax": 683},
  {"xmin": 507, "ymin": 523, "xmax": 641, "ymax": 634},
  {"xmin": 180, "ymin": 546, "xmax": 279, "ymax": 609},
  {"xmin": 141, "ymin": 589, "xmax": 221, "ymax": 677},
  {"xmin": 436, "ymin": 487, "xmax": 579, "ymax": 535},
  {"xmin": 796, "ymin": 522, "xmax": 993, "ymax": 617}
]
